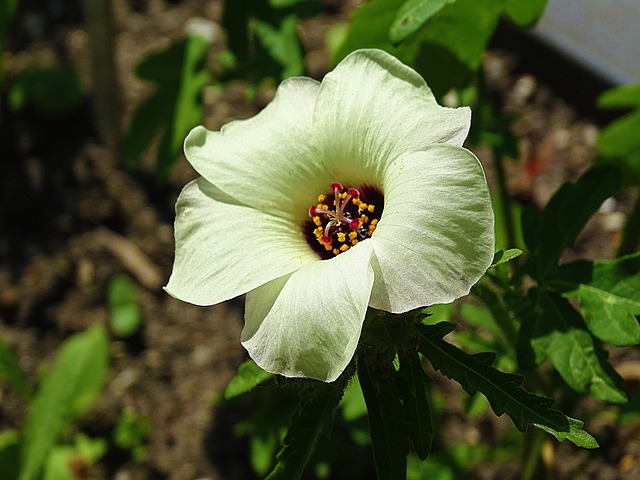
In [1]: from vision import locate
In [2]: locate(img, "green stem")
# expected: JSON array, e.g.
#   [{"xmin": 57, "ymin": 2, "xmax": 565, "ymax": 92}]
[
  {"xmin": 617, "ymin": 188, "xmax": 640, "ymax": 256},
  {"xmin": 521, "ymin": 428, "xmax": 548, "ymax": 480},
  {"xmin": 493, "ymin": 147, "xmax": 518, "ymax": 254}
]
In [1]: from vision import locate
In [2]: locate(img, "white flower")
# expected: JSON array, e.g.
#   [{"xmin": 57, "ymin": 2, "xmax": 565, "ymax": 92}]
[{"xmin": 165, "ymin": 49, "xmax": 495, "ymax": 382}]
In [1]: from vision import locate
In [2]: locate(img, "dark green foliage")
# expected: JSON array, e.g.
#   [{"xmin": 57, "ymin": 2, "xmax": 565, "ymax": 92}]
[
  {"xmin": 0, "ymin": 336, "xmax": 32, "ymax": 401},
  {"xmin": 266, "ymin": 381, "xmax": 346, "ymax": 480},
  {"xmin": 121, "ymin": 32, "xmax": 211, "ymax": 182},
  {"xmin": 522, "ymin": 164, "xmax": 622, "ymax": 280},
  {"xmin": 9, "ymin": 66, "xmax": 83, "ymax": 117},
  {"xmin": 418, "ymin": 322, "xmax": 597, "ymax": 448},
  {"xmin": 358, "ymin": 352, "xmax": 409, "ymax": 480}
]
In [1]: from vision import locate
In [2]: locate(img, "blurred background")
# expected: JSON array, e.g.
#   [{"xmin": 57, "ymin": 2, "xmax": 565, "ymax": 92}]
[{"xmin": 1, "ymin": 1, "xmax": 639, "ymax": 479}]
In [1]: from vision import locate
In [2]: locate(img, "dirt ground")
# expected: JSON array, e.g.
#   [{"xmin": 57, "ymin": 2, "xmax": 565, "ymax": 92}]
[{"xmin": 1, "ymin": 1, "xmax": 639, "ymax": 479}]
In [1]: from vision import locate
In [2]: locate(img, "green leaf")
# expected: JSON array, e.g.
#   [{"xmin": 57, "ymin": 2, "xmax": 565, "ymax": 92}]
[
  {"xmin": 108, "ymin": 274, "xmax": 141, "ymax": 338},
  {"xmin": 254, "ymin": 14, "xmax": 305, "ymax": 79},
  {"xmin": 0, "ymin": 430, "xmax": 20, "ymax": 480},
  {"xmin": 397, "ymin": 350, "xmax": 433, "ymax": 461},
  {"xmin": 389, "ymin": 0, "xmax": 457, "ymax": 44},
  {"xmin": 523, "ymin": 290, "xmax": 628, "ymax": 404},
  {"xmin": 414, "ymin": 0, "xmax": 503, "ymax": 97},
  {"xmin": 597, "ymin": 111, "xmax": 640, "ymax": 185},
  {"xmin": 504, "ymin": 0, "xmax": 547, "ymax": 27},
  {"xmin": 266, "ymin": 382, "xmax": 345, "ymax": 480},
  {"xmin": 550, "ymin": 253, "xmax": 640, "ymax": 346},
  {"xmin": 121, "ymin": 32, "xmax": 210, "ymax": 182},
  {"xmin": 597, "ymin": 83, "xmax": 640, "ymax": 109},
  {"xmin": 358, "ymin": 358, "xmax": 409, "ymax": 480},
  {"xmin": 43, "ymin": 435, "xmax": 107, "ymax": 480},
  {"xmin": 8, "ymin": 66, "xmax": 83, "ymax": 117},
  {"xmin": 522, "ymin": 164, "xmax": 622, "ymax": 280},
  {"xmin": 332, "ymin": 0, "xmax": 407, "ymax": 65},
  {"xmin": 533, "ymin": 416, "xmax": 598, "ymax": 449},
  {"xmin": 418, "ymin": 322, "xmax": 588, "ymax": 442},
  {"xmin": 0, "ymin": 336, "xmax": 32, "ymax": 400},
  {"xmin": 224, "ymin": 359, "xmax": 274, "ymax": 400},
  {"xmin": 19, "ymin": 325, "xmax": 109, "ymax": 480},
  {"xmin": 491, "ymin": 248, "xmax": 523, "ymax": 267}
]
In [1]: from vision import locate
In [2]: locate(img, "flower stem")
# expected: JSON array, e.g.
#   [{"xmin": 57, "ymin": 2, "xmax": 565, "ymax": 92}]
[
  {"xmin": 492, "ymin": 148, "xmax": 518, "ymax": 254},
  {"xmin": 617, "ymin": 188, "xmax": 640, "ymax": 256}
]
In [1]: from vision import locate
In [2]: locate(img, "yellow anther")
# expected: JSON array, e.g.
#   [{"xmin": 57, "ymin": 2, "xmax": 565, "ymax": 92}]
[
  {"xmin": 337, "ymin": 232, "xmax": 346, "ymax": 242},
  {"xmin": 352, "ymin": 198, "xmax": 361, "ymax": 206},
  {"xmin": 348, "ymin": 231, "xmax": 357, "ymax": 240},
  {"xmin": 317, "ymin": 194, "xmax": 326, "ymax": 202},
  {"xmin": 324, "ymin": 243, "xmax": 332, "ymax": 251},
  {"xmin": 333, "ymin": 248, "xmax": 340, "ymax": 255},
  {"xmin": 367, "ymin": 205, "xmax": 375, "ymax": 212},
  {"xmin": 340, "ymin": 244, "xmax": 349, "ymax": 252},
  {"xmin": 313, "ymin": 216, "xmax": 322, "ymax": 226},
  {"xmin": 318, "ymin": 203, "xmax": 328, "ymax": 210},
  {"xmin": 361, "ymin": 215, "xmax": 369, "ymax": 223},
  {"xmin": 370, "ymin": 219, "xmax": 378, "ymax": 226},
  {"xmin": 351, "ymin": 238, "xmax": 359, "ymax": 245},
  {"xmin": 340, "ymin": 192, "xmax": 347, "ymax": 199}
]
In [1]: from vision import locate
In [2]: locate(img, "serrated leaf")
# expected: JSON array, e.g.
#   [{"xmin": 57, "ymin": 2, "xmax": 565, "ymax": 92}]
[
  {"xmin": 397, "ymin": 350, "xmax": 433, "ymax": 461},
  {"xmin": 265, "ymin": 382, "xmax": 345, "ymax": 480},
  {"xmin": 121, "ymin": 33, "xmax": 210, "ymax": 182},
  {"xmin": 417, "ymin": 322, "xmax": 570, "ymax": 433},
  {"xmin": 533, "ymin": 416, "xmax": 598, "ymax": 449},
  {"xmin": 19, "ymin": 325, "xmax": 109, "ymax": 480},
  {"xmin": 0, "ymin": 335, "xmax": 32, "ymax": 400},
  {"xmin": 491, "ymin": 248, "xmax": 523, "ymax": 267},
  {"xmin": 504, "ymin": 0, "xmax": 547, "ymax": 27},
  {"xmin": 523, "ymin": 165, "xmax": 622, "ymax": 280},
  {"xmin": 358, "ymin": 358, "xmax": 409, "ymax": 480},
  {"xmin": 550, "ymin": 253, "xmax": 640, "ymax": 346},
  {"xmin": 389, "ymin": 0, "xmax": 457, "ymax": 44},
  {"xmin": 526, "ymin": 291, "xmax": 627, "ymax": 404},
  {"xmin": 224, "ymin": 359, "xmax": 274, "ymax": 400}
]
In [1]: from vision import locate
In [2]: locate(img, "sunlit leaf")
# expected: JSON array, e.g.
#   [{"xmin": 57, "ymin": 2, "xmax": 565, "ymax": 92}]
[
  {"xmin": 121, "ymin": 32, "xmax": 210, "ymax": 182},
  {"xmin": 254, "ymin": 14, "xmax": 304, "ymax": 79},
  {"xmin": 522, "ymin": 290, "xmax": 627, "ymax": 404},
  {"xmin": 224, "ymin": 359, "xmax": 274, "ymax": 400},
  {"xmin": 389, "ymin": 0, "xmax": 457, "ymax": 44},
  {"xmin": 598, "ymin": 83, "xmax": 640, "ymax": 109},
  {"xmin": 534, "ymin": 416, "xmax": 598, "ymax": 449},
  {"xmin": 597, "ymin": 111, "xmax": 640, "ymax": 185},
  {"xmin": 504, "ymin": 0, "xmax": 547, "ymax": 27},
  {"xmin": 550, "ymin": 253, "xmax": 640, "ymax": 346},
  {"xmin": 19, "ymin": 325, "xmax": 109, "ymax": 480},
  {"xmin": 418, "ymin": 322, "xmax": 595, "ymax": 447},
  {"xmin": 491, "ymin": 248, "xmax": 523, "ymax": 267}
]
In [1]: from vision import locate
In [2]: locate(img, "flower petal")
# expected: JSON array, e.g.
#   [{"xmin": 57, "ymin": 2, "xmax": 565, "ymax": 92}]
[
  {"xmin": 369, "ymin": 145, "xmax": 494, "ymax": 312},
  {"xmin": 165, "ymin": 178, "xmax": 317, "ymax": 306},
  {"xmin": 184, "ymin": 77, "xmax": 331, "ymax": 219},
  {"xmin": 242, "ymin": 240, "xmax": 375, "ymax": 382},
  {"xmin": 314, "ymin": 49, "xmax": 471, "ymax": 186}
]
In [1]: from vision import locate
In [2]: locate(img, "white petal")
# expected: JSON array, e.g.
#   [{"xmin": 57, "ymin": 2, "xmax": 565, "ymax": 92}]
[
  {"xmin": 184, "ymin": 77, "xmax": 331, "ymax": 219},
  {"xmin": 165, "ymin": 178, "xmax": 317, "ymax": 306},
  {"xmin": 314, "ymin": 49, "xmax": 471, "ymax": 186},
  {"xmin": 369, "ymin": 145, "xmax": 494, "ymax": 312},
  {"xmin": 242, "ymin": 241, "xmax": 375, "ymax": 382}
]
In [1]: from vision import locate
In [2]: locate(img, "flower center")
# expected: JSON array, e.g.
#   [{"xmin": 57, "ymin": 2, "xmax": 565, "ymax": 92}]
[{"xmin": 304, "ymin": 182, "xmax": 384, "ymax": 259}]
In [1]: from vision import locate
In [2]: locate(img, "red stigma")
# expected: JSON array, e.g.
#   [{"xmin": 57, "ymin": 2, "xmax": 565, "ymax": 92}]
[
  {"xmin": 347, "ymin": 188, "xmax": 360, "ymax": 198},
  {"xmin": 331, "ymin": 182, "xmax": 343, "ymax": 190},
  {"xmin": 321, "ymin": 235, "xmax": 332, "ymax": 244},
  {"xmin": 309, "ymin": 206, "xmax": 317, "ymax": 217},
  {"xmin": 349, "ymin": 218, "xmax": 360, "ymax": 230}
]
